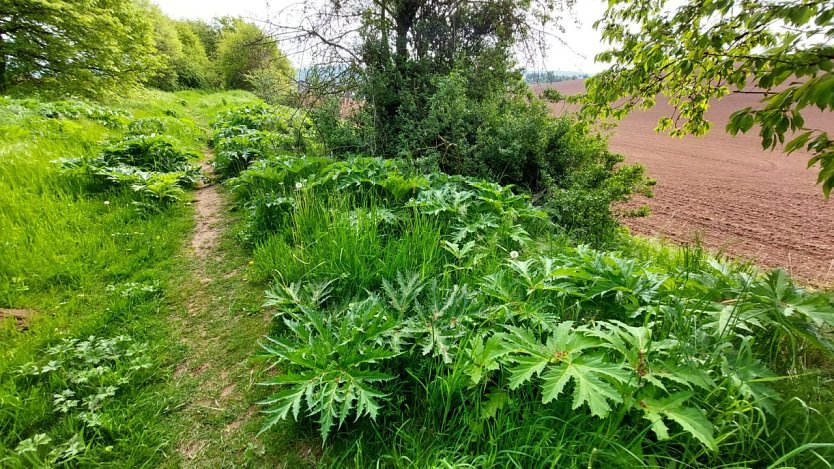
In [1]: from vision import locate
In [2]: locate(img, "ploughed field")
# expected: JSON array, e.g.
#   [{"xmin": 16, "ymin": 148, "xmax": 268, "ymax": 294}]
[{"xmin": 542, "ymin": 80, "xmax": 834, "ymax": 287}]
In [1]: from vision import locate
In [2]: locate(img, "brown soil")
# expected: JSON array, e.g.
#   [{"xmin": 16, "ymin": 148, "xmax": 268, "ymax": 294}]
[
  {"xmin": 541, "ymin": 80, "xmax": 834, "ymax": 287},
  {"xmin": 191, "ymin": 158, "xmax": 223, "ymax": 259},
  {"xmin": 0, "ymin": 308, "xmax": 32, "ymax": 330}
]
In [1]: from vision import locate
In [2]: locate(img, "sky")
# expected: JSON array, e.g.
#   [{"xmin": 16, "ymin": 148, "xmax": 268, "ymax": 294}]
[{"xmin": 152, "ymin": 0, "xmax": 610, "ymax": 73}]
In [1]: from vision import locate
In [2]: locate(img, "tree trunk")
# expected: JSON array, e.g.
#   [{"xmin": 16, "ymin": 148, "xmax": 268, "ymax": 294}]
[
  {"xmin": 392, "ymin": 0, "xmax": 418, "ymax": 71},
  {"xmin": 0, "ymin": 32, "xmax": 7, "ymax": 94}
]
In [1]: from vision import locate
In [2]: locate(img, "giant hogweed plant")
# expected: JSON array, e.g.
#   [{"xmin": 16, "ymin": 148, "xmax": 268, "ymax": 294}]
[
  {"xmin": 258, "ymin": 250, "xmax": 834, "ymax": 454},
  {"xmin": 58, "ymin": 132, "xmax": 201, "ymax": 208},
  {"xmin": 259, "ymin": 282, "xmax": 400, "ymax": 438},
  {"xmin": 211, "ymin": 105, "xmax": 321, "ymax": 179},
  {"xmin": 226, "ymin": 154, "xmax": 551, "ymax": 249}
]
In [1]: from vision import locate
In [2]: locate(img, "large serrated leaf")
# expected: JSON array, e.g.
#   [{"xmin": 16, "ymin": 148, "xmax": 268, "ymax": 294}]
[
  {"xmin": 540, "ymin": 354, "xmax": 628, "ymax": 417},
  {"xmin": 640, "ymin": 392, "xmax": 716, "ymax": 451}
]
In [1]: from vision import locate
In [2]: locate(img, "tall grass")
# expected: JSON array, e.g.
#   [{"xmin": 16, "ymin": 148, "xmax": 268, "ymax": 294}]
[{"xmin": 0, "ymin": 90, "xmax": 262, "ymax": 466}]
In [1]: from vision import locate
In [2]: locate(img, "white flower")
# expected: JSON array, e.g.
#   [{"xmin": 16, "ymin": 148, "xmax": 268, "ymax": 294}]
[
  {"xmin": 509, "ymin": 250, "xmax": 519, "ymax": 259},
  {"xmin": 294, "ymin": 182, "xmax": 303, "ymax": 190},
  {"xmin": 103, "ymin": 201, "xmax": 110, "ymax": 205}
]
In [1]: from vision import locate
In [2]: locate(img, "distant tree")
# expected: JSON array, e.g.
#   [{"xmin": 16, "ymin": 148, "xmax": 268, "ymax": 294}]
[
  {"xmin": 180, "ymin": 19, "xmax": 222, "ymax": 59},
  {"xmin": 139, "ymin": 3, "xmax": 213, "ymax": 91},
  {"xmin": 173, "ymin": 22, "xmax": 213, "ymax": 88},
  {"xmin": 266, "ymin": 0, "xmax": 652, "ymax": 243},
  {"xmin": 215, "ymin": 21, "xmax": 294, "ymax": 91},
  {"xmin": 145, "ymin": 5, "xmax": 184, "ymax": 91},
  {"xmin": 272, "ymin": 0, "xmax": 578, "ymax": 156},
  {"xmin": 583, "ymin": 0, "xmax": 834, "ymax": 196},
  {"xmin": 245, "ymin": 67, "xmax": 294, "ymax": 104},
  {"xmin": 0, "ymin": 0, "xmax": 156, "ymax": 96}
]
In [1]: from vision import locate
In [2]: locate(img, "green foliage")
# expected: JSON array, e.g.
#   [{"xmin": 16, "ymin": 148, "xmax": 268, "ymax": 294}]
[
  {"xmin": 140, "ymin": 2, "xmax": 214, "ymax": 91},
  {"xmin": 172, "ymin": 22, "xmax": 214, "ymax": 88},
  {"xmin": 335, "ymin": 0, "xmax": 570, "ymax": 158},
  {"xmin": 211, "ymin": 105, "xmax": 319, "ymax": 178},
  {"xmin": 314, "ymin": 74, "xmax": 654, "ymax": 244},
  {"xmin": 256, "ymin": 249, "xmax": 834, "ymax": 463},
  {"xmin": 584, "ymin": 0, "xmax": 834, "ymax": 196},
  {"xmin": 0, "ymin": 0, "xmax": 157, "ymax": 97},
  {"xmin": 0, "ymin": 91, "xmax": 248, "ymax": 466},
  {"xmin": 224, "ymin": 153, "xmax": 549, "ymax": 248},
  {"xmin": 217, "ymin": 109, "xmax": 834, "ymax": 465},
  {"xmin": 294, "ymin": 1, "xmax": 650, "ymax": 241},
  {"xmin": 246, "ymin": 67, "xmax": 294, "ymax": 104},
  {"xmin": 215, "ymin": 22, "xmax": 294, "ymax": 92},
  {"xmin": 260, "ymin": 291, "xmax": 397, "ymax": 440},
  {"xmin": 34, "ymin": 99, "xmax": 130, "ymax": 128},
  {"xmin": 60, "ymin": 133, "xmax": 201, "ymax": 207},
  {"xmin": 3, "ymin": 335, "xmax": 157, "ymax": 466}
]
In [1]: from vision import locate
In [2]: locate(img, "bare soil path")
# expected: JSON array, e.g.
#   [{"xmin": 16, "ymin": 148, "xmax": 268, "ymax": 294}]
[
  {"xmin": 543, "ymin": 80, "xmax": 834, "ymax": 287},
  {"xmin": 164, "ymin": 151, "xmax": 280, "ymax": 467},
  {"xmin": 191, "ymin": 160, "xmax": 224, "ymax": 260}
]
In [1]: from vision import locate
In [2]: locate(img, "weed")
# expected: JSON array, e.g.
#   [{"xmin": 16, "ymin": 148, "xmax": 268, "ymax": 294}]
[{"xmin": 208, "ymin": 103, "xmax": 834, "ymax": 467}]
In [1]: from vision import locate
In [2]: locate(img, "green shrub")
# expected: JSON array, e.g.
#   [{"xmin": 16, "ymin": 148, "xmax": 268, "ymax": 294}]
[
  {"xmin": 311, "ymin": 73, "xmax": 655, "ymax": 244},
  {"xmin": 59, "ymin": 134, "xmax": 201, "ymax": 206},
  {"xmin": 127, "ymin": 117, "xmax": 167, "ymax": 136},
  {"xmin": 34, "ymin": 99, "xmax": 130, "ymax": 128},
  {"xmin": 225, "ymin": 153, "xmax": 550, "ymax": 249},
  {"xmin": 211, "ymin": 105, "xmax": 320, "ymax": 178}
]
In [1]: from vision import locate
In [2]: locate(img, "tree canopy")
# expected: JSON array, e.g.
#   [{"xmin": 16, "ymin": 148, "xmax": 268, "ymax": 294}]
[
  {"xmin": 0, "ymin": 2, "xmax": 294, "ymax": 97},
  {"xmin": 215, "ymin": 21, "xmax": 294, "ymax": 92},
  {"xmin": 274, "ymin": 0, "xmax": 576, "ymax": 156},
  {"xmin": 141, "ymin": 3, "xmax": 214, "ymax": 91},
  {"xmin": 0, "ymin": 0, "xmax": 156, "ymax": 96},
  {"xmin": 583, "ymin": 0, "xmax": 834, "ymax": 196}
]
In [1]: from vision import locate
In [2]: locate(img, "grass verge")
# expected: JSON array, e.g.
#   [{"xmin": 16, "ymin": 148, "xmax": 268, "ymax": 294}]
[{"xmin": 0, "ymin": 90, "xmax": 268, "ymax": 466}]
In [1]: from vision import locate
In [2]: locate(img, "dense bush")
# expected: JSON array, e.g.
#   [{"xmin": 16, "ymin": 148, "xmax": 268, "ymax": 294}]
[
  {"xmin": 212, "ymin": 110, "xmax": 834, "ymax": 466},
  {"xmin": 312, "ymin": 73, "xmax": 654, "ymax": 243},
  {"xmin": 214, "ymin": 22, "xmax": 294, "ymax": 92},
  {"xmin": 28, "ymin": 99, "xmax": 131, "ymax": 128},
  {"xmin": 227, "ymin": 154, "xmax": 548, "ymax": 249},
  {"xmin": 211, "ymin": 105, "xmax": 320, "ymax": 179},
  {"xmin": 59, "ymin": 133, "xmax": 201, "ymax": 207}
]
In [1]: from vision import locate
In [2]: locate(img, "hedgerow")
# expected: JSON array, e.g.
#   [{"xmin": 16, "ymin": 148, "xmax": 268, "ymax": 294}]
[{"xmin": 212, "ymin": 104, "xmax": 834, "ymax": 467}]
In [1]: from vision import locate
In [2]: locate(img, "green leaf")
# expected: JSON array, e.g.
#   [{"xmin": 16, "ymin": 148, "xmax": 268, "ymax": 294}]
[
  {"xmin": 508, "ymin": 354, "xmax": 549, "ymax": 389},
  {"xmin": 540, "ymin": 354, "xmax": 629, "ymax": 417},
  {"xmin": 640, "ymin": 392, "xmax": 716, "ymax": 451},
  {"xmin": 479, "ymin": 391, "xmax": 509, "ymax": 420}
]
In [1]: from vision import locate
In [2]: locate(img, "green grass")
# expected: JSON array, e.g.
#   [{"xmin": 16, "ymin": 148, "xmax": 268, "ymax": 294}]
[{"xmin": 0, "ymin": 90, "xmax": 264, "ymax": 466}]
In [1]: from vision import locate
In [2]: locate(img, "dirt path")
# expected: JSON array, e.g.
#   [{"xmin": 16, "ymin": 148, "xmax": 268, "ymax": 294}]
[
  {"xmin": 191, "ymin": 160, "xmax": 223, "ymax": 260},
  {"xmin": 166, "ymin": 151, "xmax": 275, "ymax": 466}
]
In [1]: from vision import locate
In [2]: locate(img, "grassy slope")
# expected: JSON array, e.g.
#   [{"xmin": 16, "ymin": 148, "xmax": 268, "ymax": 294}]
[{"xmin": 0, "ymin": 90, "xmax": 270, "ymax": 466}]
